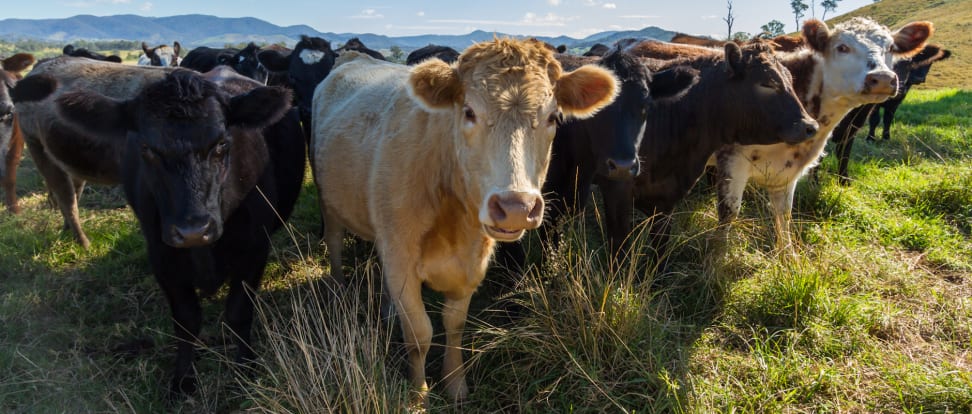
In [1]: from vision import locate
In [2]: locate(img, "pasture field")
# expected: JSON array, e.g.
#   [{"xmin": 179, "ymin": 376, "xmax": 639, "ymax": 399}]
[{"xmin": 1, "ymin": 88, "xmax": 970, "ymax": 413}]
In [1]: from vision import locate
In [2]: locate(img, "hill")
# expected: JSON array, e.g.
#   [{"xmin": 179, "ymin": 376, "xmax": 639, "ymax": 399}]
[
  {"xmin": 829, "ymin": 0, "xmax": 971, "ymax": 89},
  {"xmin": 0, "ymin": 14, "xmax": 676, "ymax": 52}
]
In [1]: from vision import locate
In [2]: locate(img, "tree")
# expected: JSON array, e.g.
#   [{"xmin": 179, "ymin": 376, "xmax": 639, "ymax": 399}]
[
  {"xmin": 821, "ymin": 0, "xmax": 841, "ymax": 20},
  {"xmin": 722, "ymin": 0, "xmax": 736, "ymax": 40},
  {"xmin": 790, "ymin": 0, "xmax": 809, "ymax": 31},
  {"xmin": 761, "ymin": 20, "xmax": 786, "ymax": 37},
  {"xmin": 732, "ymin": 32, "xmax": 752, "ymax": 42},
  {"xmin": 389, "ymin": 45, "xmax": 405, "ymax": 63}
]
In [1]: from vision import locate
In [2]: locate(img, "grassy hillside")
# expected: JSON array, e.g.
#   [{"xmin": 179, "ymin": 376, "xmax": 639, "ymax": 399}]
[
  {"xmin": 830, "ymin": 0, "xmax": 972, "ymax": 89},
  {"xmin": 1, "ymin": 85, "xmax": 970, "ymax": 412}
]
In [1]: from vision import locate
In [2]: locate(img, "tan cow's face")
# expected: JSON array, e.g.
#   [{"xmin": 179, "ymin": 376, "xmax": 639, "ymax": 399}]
[
  {"xmin": 409, "ymin": 39, "xmax": 618, "ymax": 242},
  {"xmin": 805, "ymin": 18, "xmax": 932, "ymax": 105}
]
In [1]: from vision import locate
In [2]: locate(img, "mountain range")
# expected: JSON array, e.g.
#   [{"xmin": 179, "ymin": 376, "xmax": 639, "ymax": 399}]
[{"xmin": 0, "ymin": 14, "xmax": 678, "ymax": 51}]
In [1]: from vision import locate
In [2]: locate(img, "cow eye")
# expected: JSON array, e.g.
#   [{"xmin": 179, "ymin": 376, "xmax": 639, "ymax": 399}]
[
  {"xmin": 0, "ymin": 113, "xmax": 11, "ymax": 124},
  {"xmin": 463, "ymin": 105, "xmax": 476, "ymax": 123},
  {"xmin": 836, "ymin": 44, "xmax": 850, "ymax": 54},
  {"xmin": 212, "ymin": 139, "xmax": 229, "ymax": 157},
  {"xmin": 547, "ymin": 111, "xmax": 562, "ymax": 126}
]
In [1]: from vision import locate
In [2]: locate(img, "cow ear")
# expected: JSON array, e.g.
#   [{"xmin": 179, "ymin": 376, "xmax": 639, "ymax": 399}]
[
  {"xmin": 556, "ymin": 64, "xmax": 618, "ymax": 120},
  {"xmin": 724, "ymin": 42, "xmax": 744, "ymax": 79},
  {"xmin": 142, "ymin": 42, "xmax": 151, "ymax": 56},
  {"xmin": 649, "ymin": 66, "xmax": 699, "ymax": 100},
  {"xmin": 63, "ymin": 45, "xmax": 75, "ymax": 55},
  {"xmin": 2, "ymin": 53, "xmax": 36, "ymax": 74},
  {"xmin": 11, "ymin": 75, "xmax": 57, "ymax": 104},
  {"xmin": 173, "ymin": 41, "xmax": 182, "ymax": 57},
  {"xmin": 107, "ymin": 55, "xmax": 123, "ymax": 64},
  {"xmin": 227, "ymin": 86, "xmax": 292, "ymax": 129},
  {"xmin": 408, "ymin": 58, "xmax": 462, "ymax": 110},
  {"xmin": 803, "ymin": 19, "xmax": 831, "ymax": 53},
  {"xmin": 56, "ymin": 91, "xmax": 133, "ymax": 138},
  {"xmin": 892, "ymin": 21, "xmax": 933, "ymax": 57}
]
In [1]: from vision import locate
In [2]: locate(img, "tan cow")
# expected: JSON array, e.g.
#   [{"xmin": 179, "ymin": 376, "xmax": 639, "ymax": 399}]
[{"xmin": 312, "ymin": 38, "xmax": 618, "ymax": 403}]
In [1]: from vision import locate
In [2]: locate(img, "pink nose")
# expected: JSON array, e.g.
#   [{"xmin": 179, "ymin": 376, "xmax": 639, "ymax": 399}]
[
  {"xmin": 487, "ymin": 192, "xmax": 544, "ymax": 230},
  {"xmin": 864, "ymin": 72, "xmax": 897, "ymax": 96}
]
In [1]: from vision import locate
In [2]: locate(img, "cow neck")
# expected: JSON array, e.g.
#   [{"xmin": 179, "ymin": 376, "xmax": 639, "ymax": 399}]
[
  {"xmin": 218, "ymin": 128, "xmax": 269, "ymax": 219},
  {"xmin": 779, "ymin": 49, "xmax": 823, "ymax": 120}
]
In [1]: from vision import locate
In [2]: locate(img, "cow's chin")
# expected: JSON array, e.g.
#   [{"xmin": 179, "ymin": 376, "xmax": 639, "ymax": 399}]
[{"xmin": 484, "ymin": 225, "xmax": 526, "ymax": 242}]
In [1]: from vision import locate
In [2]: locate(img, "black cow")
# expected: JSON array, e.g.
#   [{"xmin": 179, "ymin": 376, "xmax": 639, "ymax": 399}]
[
  {"xmin": 406, "ymin": 44, "xmax": 459, "ymax": 65},
  {"xmin": 259, "ymin": 35, "xmax": 338, "ymax": 141},
  {"xmin": 497, "ymin": 49, "xmax": 700, "ymax": 275},
  {"xmin": 622, "ymin": 42, "xmax": 817, "ymax": 267},
  {"xmin": 62, "ymin": 45, "xmax": 122, "ymax": 63},
  {"xmin": 1, "ymin": 53, "xmax": 35, "ymax": 214},
  {"xmin": 181, "ymin": 42, "xmax": 269, "ymax": 84},
  {"xmin": 337, "ymin": 37, "xmax": 385, "ymax": 60},
  {"xmin": 26, "ymin": 69, "xmax": 305, "ymax": 398},
  {"xmin": 584, "ymin": 43, "xmax": 610, "ymax": 57},
  {"xmin": 831, "ymin": 44, "xmax": 951, "ymax": 184}
]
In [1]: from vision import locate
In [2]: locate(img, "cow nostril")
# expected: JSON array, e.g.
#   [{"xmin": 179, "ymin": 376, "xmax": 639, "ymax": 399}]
[
  {"xmin": 488, "ymin": 195, "xmax": 506, "ymax": 223},
  {"xmin": 606, "ymin": 159, "xmax": 618, "ymax": 172},
  {"xmin": 527, "ymin": 198, "xmax": 543, "ymax": 222},
  {"xmin": 806, "ymin": 125, "xmax": 818, "ymax": 137}
]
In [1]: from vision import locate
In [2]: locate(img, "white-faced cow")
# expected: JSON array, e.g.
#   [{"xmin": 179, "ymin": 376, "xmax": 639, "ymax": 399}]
[
  {"xmin": 312, "ymin": 39, "xmax": 618, "ymax": 403},
  {"xmin": 12, "ymin": 57, "xmax": 180, "ymax": 247},
  {"xmin": 713, "ymin": 18, "xmax": 932, "ymax": 248},
  {"xmin": 137, "ymin": 41, "xmax": 182, "ymax": 66},
  {"xmin": 181, "ymin": 42, "xmax": 269, "ymax": 84},
  {"xmin": 24, "ymin": 68, "xmax": 304, "ymax": 398},
  {"xmin": 258, "ymin": 35, "xmax": 338, "ymax": 141},
  {"xmin": 0, "ymin": 53, "xmax": 35, "ymax": 213},
  {"xmin": 620, "ymin": 41, "xmax": 818, "ymax": 265},
  {"xmin": 830, "ymin": 44, "xmax": 951, "ymax": 184}
]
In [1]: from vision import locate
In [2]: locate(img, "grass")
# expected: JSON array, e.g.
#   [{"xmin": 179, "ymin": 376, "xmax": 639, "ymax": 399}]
[{"xmin": 1, "ymin": 88, "xmax": 971, "ymax": 412}]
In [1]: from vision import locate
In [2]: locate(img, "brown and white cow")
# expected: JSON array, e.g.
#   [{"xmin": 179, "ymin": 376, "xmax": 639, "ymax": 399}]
[
  {"xmin": 714, "ymin": 18, "xmax": 932, "ymax": 249},
  {"xmin": 137, "ymin": 41, "xmax": 182, "ymax": 66},
  {"xmin": 312, "ymin": 39, "xmax": 618, "ymax": 403},
  {"xmin": 1, "ymin": 54, "xmax": 36, "ymax": 214}
]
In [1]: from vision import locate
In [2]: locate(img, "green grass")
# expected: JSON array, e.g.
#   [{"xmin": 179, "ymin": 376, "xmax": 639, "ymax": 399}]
[{"xmin": 1, "ymin": 89, "xmax": 971, "ymax": 412}]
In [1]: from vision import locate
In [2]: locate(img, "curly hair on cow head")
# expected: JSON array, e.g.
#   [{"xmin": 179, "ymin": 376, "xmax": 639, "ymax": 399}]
[
  {"xmin": 599, "ymin": 47, "xmax": 650, "ymax": 83},
  {"xmin": 140, "ymin": 69, "xmax": 228, "ymax": 120}
]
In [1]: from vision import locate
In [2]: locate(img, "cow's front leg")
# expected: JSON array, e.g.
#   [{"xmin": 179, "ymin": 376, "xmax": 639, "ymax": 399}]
[
  {"xmin": 440, "ymin": 292, "xmax": 472, "ymax": 402},
  {"xmin": 385, "ymin": 266, "xmax": 432, "ymax": 404},
  {"xmin": 768, "ymin": 181, "xmax": 797, "ymax": 253}
]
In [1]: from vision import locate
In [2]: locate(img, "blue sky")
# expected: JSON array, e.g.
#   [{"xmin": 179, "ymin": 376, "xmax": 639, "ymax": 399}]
[{"xmin": 7, "ymin": 0, "xmax": 876, "ymax": 39}]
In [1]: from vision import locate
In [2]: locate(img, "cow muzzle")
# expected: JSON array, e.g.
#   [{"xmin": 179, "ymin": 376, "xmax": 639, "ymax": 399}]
[
  {"xmin": 166, "ymin": 216, "xmax": 218, "ymax": 248},
  {"xmin": 605, "ymin": 157, "xmax": 640, "ymax": 180},
  {"xmin": 862, "ymin": 72, "xmax": 898, "ymax": 98},
  {"xmin": 484, "ymin": 191, "xmax": 544, "ymax": 242}
]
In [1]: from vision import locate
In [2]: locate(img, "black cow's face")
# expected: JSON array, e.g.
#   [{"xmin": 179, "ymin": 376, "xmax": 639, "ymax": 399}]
[
  {"xmin": 55, "ymin": 70, "xmax": 291, "ymax": 248},
  {"xmin": 0, "ymin": 71, "xmax": 14, "ymax": 179},
  {"xmin": 259, "ymin": 36, "xmax": 337, "ymax": 120},
  {"xmin": 220, "ymin": 43, "xmax": 268, "ymax": 84}
]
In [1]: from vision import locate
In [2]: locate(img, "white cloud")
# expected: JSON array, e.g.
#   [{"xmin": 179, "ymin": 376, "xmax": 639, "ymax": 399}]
[
  {"xmin": 431, "ymin": 12, "xmax": 577, "ymax": 28},
  {"xmin": 602, "ymin": 3, "xmax": 616, "ymax": 9},
  {"xmin": 620, "ymin": 15, "xmax": 659, "ymax": 19},
  {"xmin": 416, "ymin": 11, "xmax": 425, "ymax": 17},
  {"xmin": 139, "ymin": 1, "xmax": 152, "ymax": 11},
  {"xmin": 350, "ymin": 8, "xmax": 384, "ymax": 19},
  {"xmin": 548, "ymin": 0, "xmax": 561, "ymax": 5},
  {"xmin": 701, "ymin": 15, "xmax": 719, "ymax": 20},
  {"xmin": 64, "ymin": 0, "xmax": 131, "ymax": 7}
]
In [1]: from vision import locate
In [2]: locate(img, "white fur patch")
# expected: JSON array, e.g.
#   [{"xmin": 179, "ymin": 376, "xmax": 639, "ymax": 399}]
[{"xmin": 299, "ymin": 49, "xmax": 326, "ymax": 65}]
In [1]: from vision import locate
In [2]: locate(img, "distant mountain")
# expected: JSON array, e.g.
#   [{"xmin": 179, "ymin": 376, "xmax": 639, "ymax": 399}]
[{"xmin": 0, "ymin": 14, "xmax": 678, "ymax": 51}]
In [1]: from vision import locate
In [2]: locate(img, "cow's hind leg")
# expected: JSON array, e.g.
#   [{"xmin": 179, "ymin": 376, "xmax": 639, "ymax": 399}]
[
  {"xmin": 24, "ymin": 137, "xmax": 90, "ymax": 248},
  {"xmin": 2, "ymin": 121, "xmax": 23, "ymax": 213},
  {"xmin": 322, "ymin": 210, "xmax": 347, "ymax": 286},
  {"xmin": 440, "ymin": 293, "xmax": 472, "ymax": 402}
]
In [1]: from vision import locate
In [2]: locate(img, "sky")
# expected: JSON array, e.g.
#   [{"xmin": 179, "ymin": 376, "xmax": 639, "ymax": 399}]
[{"xmin": 6, "ymin": 0, "xmax": 877, "ymax": 39}]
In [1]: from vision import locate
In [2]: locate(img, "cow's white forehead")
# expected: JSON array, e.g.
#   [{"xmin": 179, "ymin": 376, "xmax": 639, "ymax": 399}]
[
  {"xmin": 834, "ymin": 18, "xmax": 894, "ymax": 49},
  {"xmin": 299, "ymin": 49, "xmax": 326, "ymax": 65}
]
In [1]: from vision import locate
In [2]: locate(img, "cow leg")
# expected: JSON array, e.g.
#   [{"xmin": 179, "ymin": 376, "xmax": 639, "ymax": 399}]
[
  {"xmin": 223, "ymin": 248, "xmax": 268, "ymax": 367},
  {"xmin": 385, "ymin": 270, "xmax": 432, "ymax": 403},
  {"xmin": 768, "ymin": 181, "xmax": 797, "ymax": 252},
  {"xmin": 598, "ymin": 178, "xmax": 633, "ymax": 262},
  {"xmin": 882, "ymin": 98, "xmax": 904, "ymax": 141},
  {"xmin": 440, "ymin": 293, "xmax": 472, "ymax": 402},
  {"xmin": 866, "ymin": 106, "xmax": 881, "ymax": 142},
  {"xmin": 148, "ymin": 244, "xmax": 202, "ymax": 398},
  {"xmin": 24, "ymin": 139, "xmax": 90, "ymax": 248},
  {"xmin": 2, "ymin": 129, "xmax": 23, "ymax": 213},
  {"xmin": 322, "ymin": 210, "xmax": 347, "ymax": 285},
  {"xmin": 715, "ymin": 158, "xmax": 748, "ymax": 226}
]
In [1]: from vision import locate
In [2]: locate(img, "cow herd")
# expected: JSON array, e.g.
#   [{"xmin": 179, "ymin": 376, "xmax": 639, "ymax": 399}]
[{"xmin": 0, "ymin": 16, "xmax": 950, "ymax": 405}]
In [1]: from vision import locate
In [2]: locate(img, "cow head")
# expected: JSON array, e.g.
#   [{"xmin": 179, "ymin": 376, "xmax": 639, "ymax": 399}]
[
  {"xmin": 803, "ymin": 18, "xmax": 932, "ymax": 104},
  {"xmin": 906, "ymin": 44, "xmax": 951, "ymax": 86},
  {"xmin": 54, "ymin": 70, "xmax": 291, "ymax": 248},
  {"xmin": 719, "ymin": 41, "xmax": 819, "ymax": 145},
  {"xmin": 259, "ymin": 36, "xmax": 337, "ymax": 125},
  {"xmin": 407, "ymin": 38, "xmax": 618, "ymax": 242},
  {"xmin": 577, "ymin": 49, "xmax": 699, "ymax": 180},
  {"xmin": 219, "ymin": 42, "xmax": 268, "ymax": 85},
  {"xmin": 140, "ymin": 41, "xmax": 182, "ymax": 67}
]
